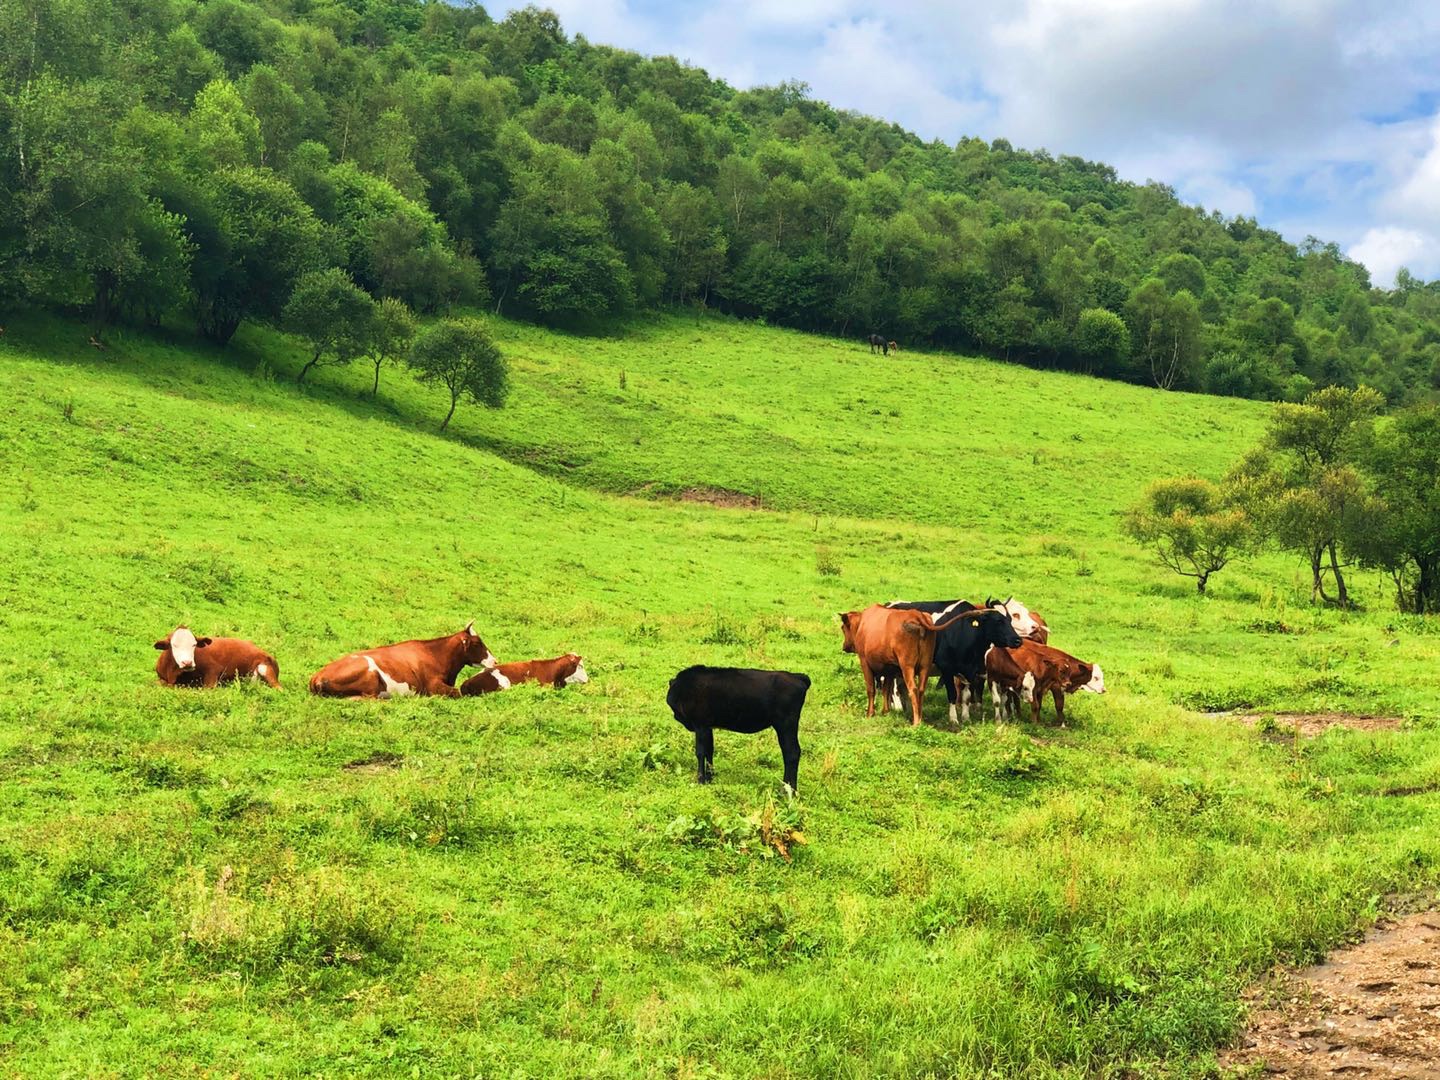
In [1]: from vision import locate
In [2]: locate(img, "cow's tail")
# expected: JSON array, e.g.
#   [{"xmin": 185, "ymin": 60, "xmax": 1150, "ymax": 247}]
[{"xmin": 920, "ymin": 610, "xmax": 975, "ymax": 633}]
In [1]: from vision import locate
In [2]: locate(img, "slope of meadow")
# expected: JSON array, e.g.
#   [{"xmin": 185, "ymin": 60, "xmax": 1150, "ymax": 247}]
[{"xmin": 2, "ymin": 314, "xmax": 1439, "ymax": 1077}]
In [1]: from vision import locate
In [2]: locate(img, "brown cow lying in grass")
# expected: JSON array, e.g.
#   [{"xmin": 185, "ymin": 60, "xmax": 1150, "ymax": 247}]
[
  {"xmin": 985, "ymin": 640, "xmax": 1104, "ymax": 726},
  {"xmin": 309, "ymin": 621, "xmax": 496, "ymax": 698},
  {"xmin": 155, "ymin": 626, "xmax": 280, "ymax": 688},
  {"xmin": 460, "ymin": 653, "xmax": 589, "ymax": 695}
]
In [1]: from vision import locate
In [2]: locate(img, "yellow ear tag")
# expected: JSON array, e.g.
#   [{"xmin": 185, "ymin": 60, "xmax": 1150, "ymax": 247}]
[{"xmin": 972, "ymin": 620, "xmax": 980, "ymax": 627}]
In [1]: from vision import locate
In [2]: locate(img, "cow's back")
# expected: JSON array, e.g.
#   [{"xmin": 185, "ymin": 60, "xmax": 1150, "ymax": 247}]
[{"xmin": 667, "ymin": 666, "xmax": 809, "ymax": 733}]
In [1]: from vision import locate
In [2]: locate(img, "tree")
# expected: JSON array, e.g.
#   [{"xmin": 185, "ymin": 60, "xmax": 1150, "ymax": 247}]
[
  {"xmin": 1123, "ymin": 477, "xmax": 1255, "ymax": 594},
  {"xmin": 367, "ymin": 296, "xmax": 415, "ymax": 396},
  {"xmin": 1231, "ymin": 386, "xmax": 1383, "ymax": 607},
  {"xmin": 407, "ymin": 318, "xmax": 508, "ymax": 430},
  {"xmin": 1074, "ymin": 307, "xmax": 1129, "ymax": 376},
  {"xmin": 1348, "ymin": 405, "xmax": 1440, "ymax": 613},
  {"xmin": 192, "ymin": 167, "xmax": 327, "ymax": 343},
  {"xmin": 1125, "ymin": 280, "xmax": 1202, "ymax": 390},
  {"xmin": 283, "ymin": 268, "xmax": 377, "ymax": 384}
]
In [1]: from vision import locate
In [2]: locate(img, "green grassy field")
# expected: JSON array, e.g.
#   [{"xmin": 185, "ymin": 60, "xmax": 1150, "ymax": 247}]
[{"xmin": 2, "ymin": 311, "xmax": 1439, "ymax": 1077}]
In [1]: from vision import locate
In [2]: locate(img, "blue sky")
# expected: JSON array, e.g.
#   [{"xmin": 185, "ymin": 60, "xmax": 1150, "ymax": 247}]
[{"xmin": 500, "ymin": 0, "xmax": 1440, "ymax": 286}]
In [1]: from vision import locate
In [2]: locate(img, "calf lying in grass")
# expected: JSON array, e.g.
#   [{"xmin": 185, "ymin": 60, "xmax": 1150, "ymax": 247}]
[
  {"xmin": 155, "ymin": 626, "xmax": 280, "ymax": 689},
  {"xmin": 461, "ymin": 653, "xmax": 588, "ymax": 695}
]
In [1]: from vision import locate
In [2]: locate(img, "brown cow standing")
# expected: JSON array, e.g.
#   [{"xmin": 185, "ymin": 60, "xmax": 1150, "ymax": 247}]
[
  {"xmin": 460, "ymin": 653, "xmax": 588, "ymax": 696},
  {"xmin": 154, "ymin": 626, "xmax": 280, "ymax": 688},
  {"xmin": 985, "ymin": 640, "xmax": 1104, "ymax": 726},
  {"xmin": 838, "ymin": 605, "xmax": 970, "ymax": 724},
  {"xmin": 308, "ymin": 621, "xmax": 496, "ymax": 699}
]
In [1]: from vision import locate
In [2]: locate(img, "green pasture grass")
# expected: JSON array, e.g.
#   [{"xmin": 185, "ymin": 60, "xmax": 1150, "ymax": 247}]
[{"xmin": 1, "ymin": 312, "xmax": 1438, "ymax": 1077}]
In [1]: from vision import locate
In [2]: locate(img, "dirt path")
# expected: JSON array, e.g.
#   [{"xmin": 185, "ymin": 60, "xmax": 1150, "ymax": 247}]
[
  {"xmin": 1223, "ymin": 911, "xmax": 1440, "ymax": 1077},
  {"xmin": 1234, "ymin": 713, "xmax": 1406, "ymax": 737}
]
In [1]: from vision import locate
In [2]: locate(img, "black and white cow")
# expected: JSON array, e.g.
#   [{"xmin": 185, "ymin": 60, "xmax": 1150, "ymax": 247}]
[{"xmin": 665, "ymin": 666, "xmax": 811, "ymax": 792}]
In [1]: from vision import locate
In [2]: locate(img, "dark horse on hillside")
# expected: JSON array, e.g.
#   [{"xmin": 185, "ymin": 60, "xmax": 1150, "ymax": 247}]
[{"xmin": 867, "ymin": 334, "xmax": 889, "ymax": 355}]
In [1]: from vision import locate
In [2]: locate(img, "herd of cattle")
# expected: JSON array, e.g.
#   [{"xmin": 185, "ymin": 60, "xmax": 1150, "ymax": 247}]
[{"xmin": 151, "ymin": 595, "xmax": 1102, "ymax": 792}]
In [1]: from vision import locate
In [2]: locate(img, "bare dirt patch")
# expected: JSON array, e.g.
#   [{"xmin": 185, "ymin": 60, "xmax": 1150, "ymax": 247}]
[
  {"xmin": 342, "ymin": 750, "xmax": 404, "ymax": 773},
  {"xmin": 674, "ymin": 486, "xmax": 762, "ymax": 509},
  {"xmin": 1223, "ymin": 910, "xmax": 1440, "ymax": 1078},
  {"xmin": 1236, "ymin": 713, "xmax": 1407, "ymax": 738}
]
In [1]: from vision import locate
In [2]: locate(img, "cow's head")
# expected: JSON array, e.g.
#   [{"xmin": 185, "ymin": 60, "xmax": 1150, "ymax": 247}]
[
  {"xmin": 975, "ymin": 608, "xmax": 1024, "ymax": 650},
  {"xmin": 458, "ymin": 620, "xmax": 498, "ymax": 670},
  {"xmin": 155, "ymin": 626, "xmax": 211, "ymax": 671},
  {"xmin": 558, "ymin": 653, "xmax": 588, "ymax": 686},
  {"xmin": 837, "ymin": 611, "xmax": 860, "ymax": 653},
  {"xmin": 1079, "ymin": 663, "xmax": 1105, "ymax": 694},
  {"xmin": 986, "ymin": 596, "xmax": 1039, "ymax": 639}
]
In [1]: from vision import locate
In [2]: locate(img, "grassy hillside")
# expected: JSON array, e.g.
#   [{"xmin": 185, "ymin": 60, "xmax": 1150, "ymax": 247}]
[{"xmin": 2, "ymin": 314, "xmax": 1439, "ymax": 1077}]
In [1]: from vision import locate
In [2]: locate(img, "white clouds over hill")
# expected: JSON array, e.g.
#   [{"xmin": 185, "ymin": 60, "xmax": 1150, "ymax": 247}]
[{"xmin": 504, "ymin": 0, "xmax": 1440, "ymax": 285}]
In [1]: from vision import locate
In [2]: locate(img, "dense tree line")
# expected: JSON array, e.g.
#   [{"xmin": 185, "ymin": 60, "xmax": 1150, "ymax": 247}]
[{"xmin": 6, "ymin": 1, "xmax": 1440, "ymax": 404}]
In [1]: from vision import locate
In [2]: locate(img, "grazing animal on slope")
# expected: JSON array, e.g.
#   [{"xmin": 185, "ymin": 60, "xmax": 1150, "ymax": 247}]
[
  {"xmin": 666, "ymin": 666, "xmax": 811, "ymax": 792},
  {"xmin": 154, "ymin": 626, "xmax": 281, "ymax": 688},
  {"xmin": 887, "ymin": 340, "xmax": 899, "ymax": 354},
  {"xmin": 867, "ymin": 334, "xmax": 889, "ymax": 355},
  {"xmin": 309, "ymin": 621, "xmax": 496, "ymax": 699},
  {"xmin": 985, "ymin": 640, "xmax": 1104, "ymax": 726},
  {"xmin": 461, "ymin": 653, "xmax": 589, "ymax": 695}
]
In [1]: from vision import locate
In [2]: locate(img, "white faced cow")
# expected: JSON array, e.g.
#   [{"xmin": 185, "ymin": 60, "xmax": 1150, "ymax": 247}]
[{"xmin": 154, "ymin": 626, "xmax": 281, "ymax": 688}]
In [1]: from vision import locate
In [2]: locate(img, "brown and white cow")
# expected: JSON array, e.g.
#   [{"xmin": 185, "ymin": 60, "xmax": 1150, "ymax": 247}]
[
  {"xmin": 154, "ymin": 626, "xmax": 280, "ymax": 688},
  {"xmin": 308, "ymin": 621, "xmax": 497, "ymax": 699},
  {"xmin": 838, "ymin": 604, "xmax": 973, "ymax": 724},
  {"xmin": 460, "ymin": 653, "xmax": 588, "ymax": 696},
  {"xmin": 985, "ymin": 640, "xmax": 1104, "ymax": 726}
]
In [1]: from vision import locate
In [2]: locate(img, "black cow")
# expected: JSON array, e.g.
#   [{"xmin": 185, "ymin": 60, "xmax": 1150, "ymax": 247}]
[
  {"xmin": 881, "ymin": 602, "xmax": 1022, "ymax": 723},
  {"xmin": 867, "ymin": 333, "xmax": 889, "ymax": 355},
  {"xmin": 665, "ymin": 666, "xmax": 811, "ymax": 792}
]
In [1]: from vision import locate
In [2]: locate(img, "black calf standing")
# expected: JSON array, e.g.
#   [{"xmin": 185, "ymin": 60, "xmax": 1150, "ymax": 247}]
[{"xmin": 665, "ymin": 666, "xmax": 811, "ymax": 792}]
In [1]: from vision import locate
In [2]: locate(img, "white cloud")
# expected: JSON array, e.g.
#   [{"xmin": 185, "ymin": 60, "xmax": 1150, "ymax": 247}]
[{"xmin": 1349, "ymin": 226, "xmax": 1431, "ymax": 286}]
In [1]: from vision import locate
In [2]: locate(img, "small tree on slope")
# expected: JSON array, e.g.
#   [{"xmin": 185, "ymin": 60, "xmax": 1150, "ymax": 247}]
[
  {"xmin": 407, "ymin": 318, "xmax": 507, "ymax": 431},
  {"xmin": 285, "ymin": 268, "xmax": 377, "ymax": 384},
  {"xmin": 1124, "ymin": 476, "xmax": 1255, "ymax": 594},
  {"xmin": 368, "ymin": 297, "xmax": 416, "ymax": 397}
]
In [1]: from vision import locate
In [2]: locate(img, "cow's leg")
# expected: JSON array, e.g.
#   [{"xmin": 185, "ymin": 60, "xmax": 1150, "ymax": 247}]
[
  {"xmin": 944, "ymin": 673, "xmax": 960, "ymax": 725},
  {"xmin": 201, "ymin": 668, "xmax": 221, "ymax": 689},
  {"xmin": 887, "ymin": 674, "xmax": 904, "ymax": 713},
  {"xmin": 860, "ymin": 663, "xmax": 877, "ymax": 717},
  {"xmin": 1030, "ymin": 680, "xmax": 1044, "ymax": 725},
  {"xmin": 905, "ymin": 668, "xmax": 925, "ymax": 727},
  {"xmin": 422, "ymin": 676, "xmax": 461, "ymax": 698},
  {"xmin": 776, "ymin": 723, "xmax": 801, "ymax": 794},
  {"xmin": 1054, "ymin": 688, "xmax": 1066, "ymax": 728},
  {"xmin": 694, "ymin": 727, "xmax": 714, "ymax": 783}
]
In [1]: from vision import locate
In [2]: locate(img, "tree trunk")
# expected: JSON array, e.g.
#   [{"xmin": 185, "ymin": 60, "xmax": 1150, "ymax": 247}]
[
  {"xmin": 1327, "ymin": 541, "xmax": 1349, "ymax": 609},
  {"xmin": 371, "ymin": 359, "xmax": 382, "ymax": 396},
  {"xmin": 439, "ymin": 395, "xmax": 457, "ymax": 431},
  {"xmin": 1196, "ymin": 573, "xmax": 1208, "ymax": 594},
  {"xmin": 297, "ymin": 350, "xmax": 322, "ymax": 384}
]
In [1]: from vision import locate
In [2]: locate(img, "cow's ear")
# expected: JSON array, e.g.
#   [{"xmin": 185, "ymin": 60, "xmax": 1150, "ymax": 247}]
[
  {"xmin": 195, "ymin": 637, "xmax": 213, "ymax": 648},
  {"xmin": 153, "ymin": 640, "xmax": 169, "ymax": 651}
]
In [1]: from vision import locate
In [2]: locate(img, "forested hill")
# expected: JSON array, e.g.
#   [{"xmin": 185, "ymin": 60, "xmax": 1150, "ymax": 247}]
[{"xmin": 5, "ymin": 1, "xmax": 1440, "ymax": 403}]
